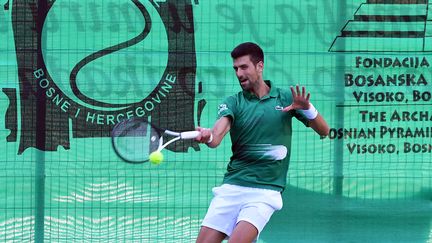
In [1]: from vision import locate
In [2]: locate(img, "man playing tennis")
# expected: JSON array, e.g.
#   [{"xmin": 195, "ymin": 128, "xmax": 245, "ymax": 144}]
[{"xmin": 195, "ymin": 42, "xmax": 329, "ymax": 243}]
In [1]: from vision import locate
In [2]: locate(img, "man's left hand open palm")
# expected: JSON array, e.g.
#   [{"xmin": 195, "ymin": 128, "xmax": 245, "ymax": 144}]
[{"xmin": 283, "ymin": 85, "xmax": 311, "ymax": 112}]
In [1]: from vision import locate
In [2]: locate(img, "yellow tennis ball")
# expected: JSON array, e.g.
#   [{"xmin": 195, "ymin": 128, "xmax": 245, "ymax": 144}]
[{"xmin": 149, "ymin": 151, "xmax": 164, "ymax": 165}]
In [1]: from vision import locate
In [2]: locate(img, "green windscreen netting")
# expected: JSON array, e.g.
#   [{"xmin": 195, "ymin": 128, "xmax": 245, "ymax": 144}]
[{"xmin": 1, "ymin": 0, "xmax": 431, "ymax": 242}]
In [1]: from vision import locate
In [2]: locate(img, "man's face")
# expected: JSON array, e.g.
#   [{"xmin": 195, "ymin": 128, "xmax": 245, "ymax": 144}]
[{"xmin": 233, "ymin": 55, "xmax": 263, "ymax": 92}]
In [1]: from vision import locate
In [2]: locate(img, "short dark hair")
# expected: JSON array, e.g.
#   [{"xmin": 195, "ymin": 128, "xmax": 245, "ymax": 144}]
[{"xmin": 230, "ymin": 42, "xmax": 264, "ymax": 64}]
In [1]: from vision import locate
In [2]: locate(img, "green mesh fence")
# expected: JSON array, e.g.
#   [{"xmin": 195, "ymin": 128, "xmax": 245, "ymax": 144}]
[{"xmin": 1, "ymin": 0, "xmax": 432, "ymax": 242}]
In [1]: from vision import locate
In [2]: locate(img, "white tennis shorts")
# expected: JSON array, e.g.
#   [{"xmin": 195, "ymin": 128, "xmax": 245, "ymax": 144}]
[{"xmin": 201, "ymin": 184, "xmax": 283, "ymax": 239}]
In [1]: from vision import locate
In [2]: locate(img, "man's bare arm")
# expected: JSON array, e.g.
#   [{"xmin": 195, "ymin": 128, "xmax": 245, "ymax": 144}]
[{"xmin": 195, "ymin": 116, "xmax": 231, "ymax": 148}]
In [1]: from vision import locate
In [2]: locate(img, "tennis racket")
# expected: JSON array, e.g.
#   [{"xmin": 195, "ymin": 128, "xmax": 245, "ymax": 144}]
[{"xmin": 111, "ymin": 117, "xmax": 200, "ymax": 163}]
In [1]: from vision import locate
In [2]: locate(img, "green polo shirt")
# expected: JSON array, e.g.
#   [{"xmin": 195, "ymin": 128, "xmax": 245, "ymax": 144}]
[{"xmin": 217, "ymin": 80, "xmax": 309, "ymax": 192}]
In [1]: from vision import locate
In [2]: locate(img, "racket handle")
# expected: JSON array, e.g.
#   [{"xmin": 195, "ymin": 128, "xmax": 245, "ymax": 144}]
[{"xmin": 180, "ymin": 131, "xmax": 200, "ymax": 139}]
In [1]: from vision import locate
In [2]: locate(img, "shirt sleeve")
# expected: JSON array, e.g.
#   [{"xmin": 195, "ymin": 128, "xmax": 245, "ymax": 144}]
[
  {"xmin": 217, "ymin": 95, "xmax": 236, "ymax": 122},
  {"xmin": 293, "ymin": 110, "xmax": 310, "ymax": 127}
]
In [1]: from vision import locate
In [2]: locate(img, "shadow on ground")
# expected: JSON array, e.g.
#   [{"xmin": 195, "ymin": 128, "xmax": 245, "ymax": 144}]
[{"xmin": 261, "ymin": 186, "xmax": 432, "ymax": 243}]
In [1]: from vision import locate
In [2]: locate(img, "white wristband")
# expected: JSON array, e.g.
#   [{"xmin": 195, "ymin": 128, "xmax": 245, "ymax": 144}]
[
  {"xmin": 301, "ymin": 103, "xmax": 318, "ymax": 120},
  {"xmin": 206, "ymin": 133, "xmax": 213, "ymax": 144}
]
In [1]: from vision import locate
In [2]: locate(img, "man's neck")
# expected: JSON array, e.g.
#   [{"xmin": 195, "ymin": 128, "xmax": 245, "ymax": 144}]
[{"xmin": 251, "ymin": 79, "xmax": 270, "ymax": 98}]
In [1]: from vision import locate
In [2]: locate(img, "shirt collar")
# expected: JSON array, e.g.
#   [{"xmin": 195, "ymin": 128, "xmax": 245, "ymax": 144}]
[{"xmin": 243, "ymin": 80, "xmax": 278, "ymax": 100}]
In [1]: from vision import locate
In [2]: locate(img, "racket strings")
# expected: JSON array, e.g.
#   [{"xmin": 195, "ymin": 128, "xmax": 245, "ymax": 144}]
[{"xmin": 112, "ymin": 119, "xmax": 160, "ymax": 163}]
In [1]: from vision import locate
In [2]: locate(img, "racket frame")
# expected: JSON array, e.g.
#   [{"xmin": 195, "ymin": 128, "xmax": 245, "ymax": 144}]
[{"xmin": 111, "ymin": 119, "xmax": 199, "ymax": 163}]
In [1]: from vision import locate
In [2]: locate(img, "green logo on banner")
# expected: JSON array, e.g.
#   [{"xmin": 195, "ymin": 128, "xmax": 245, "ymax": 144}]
[
  {"xmin": 4, "ymin": 0, "xmax": 201, "ymax": 154},
  {"xmin": 330, "ymin": 0, "xmax": 432, "ymax": 52}
]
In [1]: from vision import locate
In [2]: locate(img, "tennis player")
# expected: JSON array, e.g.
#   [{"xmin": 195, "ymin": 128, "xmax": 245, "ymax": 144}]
[{"xmin": 195, "ymin": 42, "xmax": 329, "ymax": 243}]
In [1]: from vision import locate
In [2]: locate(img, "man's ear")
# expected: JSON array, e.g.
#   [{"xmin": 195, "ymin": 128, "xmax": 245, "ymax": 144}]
[{"xmin": 257, "ymin": 61, "xmax": 264, "ymax": 73}]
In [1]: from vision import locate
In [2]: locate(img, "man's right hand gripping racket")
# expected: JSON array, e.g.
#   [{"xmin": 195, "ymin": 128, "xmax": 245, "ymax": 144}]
[{"xmin": 111, "ymin": 118, "xmax": 200, "ymax": 163}]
